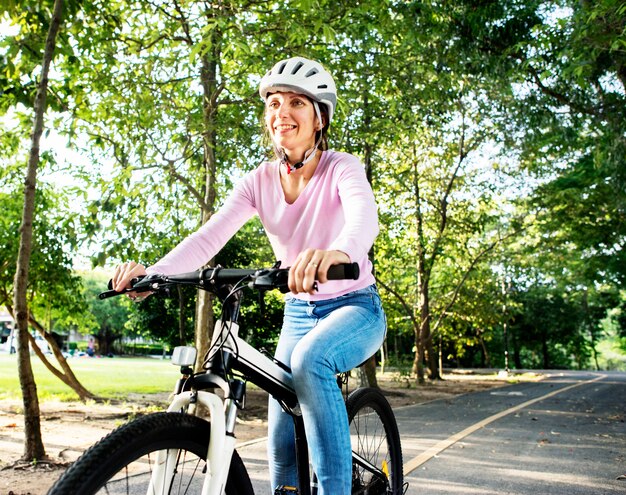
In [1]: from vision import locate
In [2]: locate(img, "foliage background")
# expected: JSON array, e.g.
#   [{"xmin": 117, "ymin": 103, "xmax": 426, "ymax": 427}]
[{"xmin": 1, "ymin": 0, "xmax": 624, "ymax": 376}]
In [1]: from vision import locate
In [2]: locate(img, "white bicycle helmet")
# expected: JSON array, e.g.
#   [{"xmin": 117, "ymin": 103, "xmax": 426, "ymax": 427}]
[{"xmin": 259, "ymin": 56, "xmax": 337, "ymax": 123}]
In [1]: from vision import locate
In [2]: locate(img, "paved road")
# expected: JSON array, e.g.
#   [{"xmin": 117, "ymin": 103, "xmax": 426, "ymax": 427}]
[{"xmin": 238, "ymin": 370, "xmax": 626, "ymax": 494}]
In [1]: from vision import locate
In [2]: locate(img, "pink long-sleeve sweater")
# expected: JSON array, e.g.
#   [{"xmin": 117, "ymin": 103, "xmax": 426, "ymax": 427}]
[{"xmin": 147, "ymin": 150, "xmax": 378, "ymax": 301}]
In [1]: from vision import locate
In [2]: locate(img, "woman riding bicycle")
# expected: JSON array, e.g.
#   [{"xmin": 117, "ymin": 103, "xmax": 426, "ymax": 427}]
[{"xmin": 112, "ymin": 56, "xmax": 387, "ymax": 495}]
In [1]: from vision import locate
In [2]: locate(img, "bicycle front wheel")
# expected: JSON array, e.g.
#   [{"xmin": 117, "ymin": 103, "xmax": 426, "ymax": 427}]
[
  {"xmin": 346, "ymin": 387, "xmax": 404, "ymax": 495},
  {"xmin": 48, "ymin": 411, "xmax": 254, "ymax": 495}
]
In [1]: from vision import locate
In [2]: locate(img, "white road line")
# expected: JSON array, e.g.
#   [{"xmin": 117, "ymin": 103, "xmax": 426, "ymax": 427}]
[
  {"xmin": 403, "ymin": 374, "xmax": 607, "ymax": 475},
  {"xmin": 237, "ymin": 436, "xmax": 268, "ymax": 448}
]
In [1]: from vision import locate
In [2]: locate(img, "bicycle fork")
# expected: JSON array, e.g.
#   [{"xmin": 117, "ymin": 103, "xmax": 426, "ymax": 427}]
[{"xmin": 147, "ymin": 390, "xmax": 237, "ymax": 495}]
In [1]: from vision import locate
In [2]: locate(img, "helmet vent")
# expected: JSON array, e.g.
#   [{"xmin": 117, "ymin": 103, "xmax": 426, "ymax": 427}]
[
  {"xmin": 291, "ymin": 61, "xmax": 304, "ymax": 74},
  {"xmin": 277, "ymin": 62, "xmax": 288, "ymax": 74},
  {"xmin": 318, "ymin": 84, "xmax": 328, "ymax": 89},
  {"xmin": 305, "ymin": 68, "xmax": 319, "ymax": 77}
]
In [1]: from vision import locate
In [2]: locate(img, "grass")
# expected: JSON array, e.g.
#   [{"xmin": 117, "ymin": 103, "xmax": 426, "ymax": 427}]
[
  {"xmin": 596, "ymin": 338, "xmax": 626, "ymax": 371},
  {"xmin": 0, "ymin": 353, "xmax": 181, "ymax": 401}
]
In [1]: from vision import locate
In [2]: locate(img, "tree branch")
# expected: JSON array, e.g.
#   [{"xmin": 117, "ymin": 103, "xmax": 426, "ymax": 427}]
[
  {"xmin": 375, "ymin": 274, "xmax": 420, "ymax": 333},
  {"xmin": 526, "ymin": 63, "xmax": 601, "ymax": 117},
  {"xmin": 427, "ymin": 103, "xmax": 469, "ymax": 275},
  {"xmin": 428, "ymin": 226, "xmax": 525, "ymax": 343}
]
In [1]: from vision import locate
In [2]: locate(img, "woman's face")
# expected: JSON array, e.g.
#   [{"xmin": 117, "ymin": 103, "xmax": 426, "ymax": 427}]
[{"xmin": 265, "ymin": 92, "xmax": 321, "ymax": 154}]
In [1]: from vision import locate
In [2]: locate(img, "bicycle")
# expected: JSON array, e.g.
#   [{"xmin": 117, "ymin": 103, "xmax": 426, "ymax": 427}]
[{"xmin": 48, "ymin": 263, "xmax": 404, "ymax": 495}]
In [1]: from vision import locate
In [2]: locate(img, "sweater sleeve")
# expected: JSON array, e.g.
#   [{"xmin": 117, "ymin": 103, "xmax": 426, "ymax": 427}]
[
  {"xmin": 328, "ymin": 156, "xmax": 379, "ymax": 262},
  {"xmin": 146, "ymin": 175, "xmax": 257, "ymax": 276}
]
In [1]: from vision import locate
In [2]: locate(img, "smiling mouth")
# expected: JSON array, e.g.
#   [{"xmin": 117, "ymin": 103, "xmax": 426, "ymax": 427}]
[{"xmin": 275, "ymin": 124, "xmax": 296, "ymax": 131}]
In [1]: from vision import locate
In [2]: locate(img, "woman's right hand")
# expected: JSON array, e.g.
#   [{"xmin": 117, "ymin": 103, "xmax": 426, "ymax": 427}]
[
  {"xmin": 288, "ymin": 248, "xmax": 351, "ymax": 294},
  {"xmin": 111, "ymin": 261, "xmax": 147, "ymax": 294}
]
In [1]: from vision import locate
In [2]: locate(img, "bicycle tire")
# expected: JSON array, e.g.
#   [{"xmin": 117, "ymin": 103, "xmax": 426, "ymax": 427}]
[
  {"xmin": 48, "ymin": 411, "xmax": 254, "ymax": 495},
  {"xmin": 346, "ymin": 387, "xmax": 404, "ymax": 495}
]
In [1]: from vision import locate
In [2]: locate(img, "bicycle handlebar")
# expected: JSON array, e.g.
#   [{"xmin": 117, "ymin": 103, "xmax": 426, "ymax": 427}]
[{"xmin": 99, "ymin": 262, "xmax": 360, "ymax": 300}]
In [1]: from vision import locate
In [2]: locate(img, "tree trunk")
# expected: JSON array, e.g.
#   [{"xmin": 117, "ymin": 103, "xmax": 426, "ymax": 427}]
[
  {"xmin": 359, "ymin": 355, "xmax": 378, "ymax": 388},
  {"xmin": 479, "ymin": 332, "xmax": 491, "ymax": 368},
  {"xmin": 194, "ymin": 28, "xmax": 220, "ymax": 372},
  {"xmin": 195, "ymin": 289, "xmax": 215, "ymax": 369},
  {"xmin": 12, "ymin": 0, "xmax": 63, "ymax": 462},
  {"xmin": 425, "ymin": 332, "xmax": 439, "ymax": 379},
  {"xmin": 178, "ymin": 285, "xmax": 186, "ymax": 345},
  {"xmin": 542, "ymin": 332, "xmax": 549, "ymax": 369},
  {"xmin": 412, "ymin": 153, "xmax": 441, "ymax": 382},
  {"xmin": 361, "ymin": 109, "xmax": 379, "ymax": 388},
  {"xmin": 413, "ymin": 159, "xmax": 427, "ymax": 385},
  {"xmin": 413, "ymin": 331, "xmax": 426, "ymax": 385},
  {"xmin": 415, "ymin": 228, "xmax": 440, "ymax": 381},
  {"xmin": 512, "ymin": 331, "xmax": 522, "ymax": 370}
]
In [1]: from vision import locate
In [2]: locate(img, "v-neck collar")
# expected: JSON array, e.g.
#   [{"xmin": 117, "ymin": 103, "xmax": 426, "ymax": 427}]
[{"xmin": 277, "ymin": 151, "xmax": 327, "ymax": 206}]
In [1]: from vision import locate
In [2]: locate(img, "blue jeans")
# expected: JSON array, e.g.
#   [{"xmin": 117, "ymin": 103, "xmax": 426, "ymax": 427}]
[{"xmin": 267, "ymin": 285, "xmax": 386, "ymax": 495}]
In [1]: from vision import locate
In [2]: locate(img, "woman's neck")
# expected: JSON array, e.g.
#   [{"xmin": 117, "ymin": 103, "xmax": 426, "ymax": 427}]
[
  {"xmin": 283, "ymin": 139, "xmax": 317, "ymax": 165},
  {"xmin": 280, "ymin": 149, "xmax": 322, "ymax": 182}
]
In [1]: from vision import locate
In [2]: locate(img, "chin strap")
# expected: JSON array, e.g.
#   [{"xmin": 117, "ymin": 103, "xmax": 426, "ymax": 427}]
[
  {"xmin": 276, "ymin": 102, "xmax": 324, "ymax": 175},
  {"xmin": 278, "ymin": 144, "xmax": 319, "ymax": 175}
]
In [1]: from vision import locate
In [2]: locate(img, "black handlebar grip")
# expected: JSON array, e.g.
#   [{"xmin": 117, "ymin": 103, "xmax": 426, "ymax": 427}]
[
  {"xmin": 99, "ymin": 289, "xmax": 120, "ymax": 300},
  {"xmin": 99, "ymin": 276, "xmax": 147, "ymax": 299},
  {"xmin": 327, "ymin": 262, "xmax": 360, "ymax": 280},
  {"xmin": 98, "ymin": 279, "xmax": 119, "ymax": 299}
]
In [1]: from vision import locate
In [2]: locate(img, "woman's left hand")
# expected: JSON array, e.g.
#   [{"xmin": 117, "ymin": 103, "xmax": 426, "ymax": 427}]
[{"xmin": 288, "ymin": 249, "xmax": 351, "ymax": 294}]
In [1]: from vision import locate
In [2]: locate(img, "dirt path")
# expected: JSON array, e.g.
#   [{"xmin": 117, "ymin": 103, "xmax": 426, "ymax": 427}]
[{"xmin": 0, "ymin": 372, "xmax": 531, "ymax": 495}]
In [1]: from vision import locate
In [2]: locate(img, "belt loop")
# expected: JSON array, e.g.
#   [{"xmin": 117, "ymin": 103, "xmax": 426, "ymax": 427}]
[{"xmin": 306, "ymin": 300, "xmax": 316, "ymax": 317}]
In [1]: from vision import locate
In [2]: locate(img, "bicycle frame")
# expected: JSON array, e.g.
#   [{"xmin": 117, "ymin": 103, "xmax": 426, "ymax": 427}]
[{"xmin": 97, "ymin": 265, "xmax": 391, "ymax": 495}]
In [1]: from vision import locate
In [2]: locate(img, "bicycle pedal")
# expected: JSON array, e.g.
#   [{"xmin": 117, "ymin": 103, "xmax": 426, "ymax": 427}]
[{"xmin": 274, "ymin": 486, "xmax": 299, "ymax": 494}]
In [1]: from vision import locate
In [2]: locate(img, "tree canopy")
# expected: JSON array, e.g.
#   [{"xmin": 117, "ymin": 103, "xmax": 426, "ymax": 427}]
[{"xmin": 1, "ymin": 0, "xmax": 624, "ymax": 383}]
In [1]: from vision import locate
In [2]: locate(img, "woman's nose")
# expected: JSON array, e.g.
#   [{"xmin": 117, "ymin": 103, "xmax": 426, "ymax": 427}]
[{"xmin": 277, "ymin": 102, "xmax": 290, "ymax": 117}]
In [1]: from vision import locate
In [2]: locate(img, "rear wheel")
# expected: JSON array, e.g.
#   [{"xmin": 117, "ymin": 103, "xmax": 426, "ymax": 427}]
[
  {"xmin": 346, "ymin": 387, "xmax": 404, "ymax": 494},
  {"xmin": 48, "ymin": 412, "xmax": 254, "ymax": 494}
]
